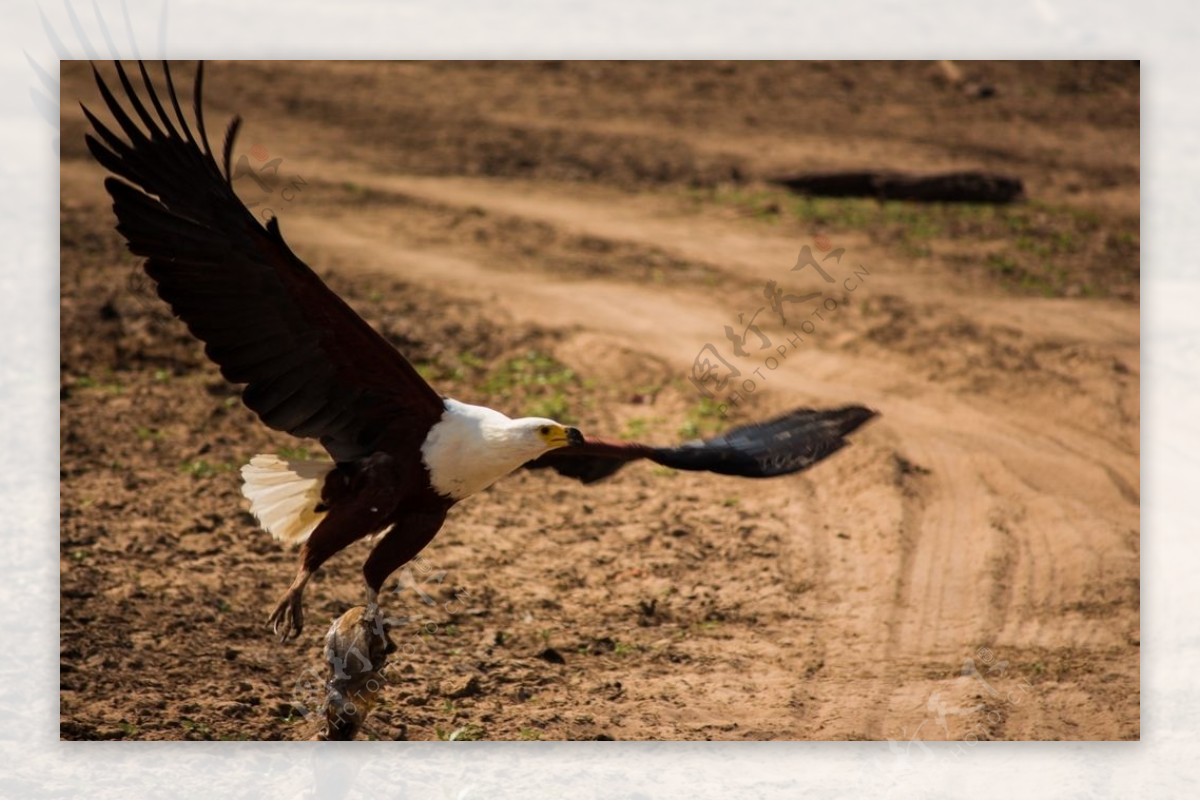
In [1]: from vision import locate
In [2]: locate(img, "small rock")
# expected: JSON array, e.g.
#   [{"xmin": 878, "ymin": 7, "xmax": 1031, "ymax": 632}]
[
  {"xmin": 440, "ymin": 675, "xmax": 481, "ymax": 699},
  {"xmin": 221, "ymin": 702, "xmax": 252, "ymax": 719},
  {"xmin": 538, "ymin": 647, "xmax": 566, "ymax": 664},
  {"xmin": 589, "ymin": 637, "xmax": 616, "ymax": 655}
]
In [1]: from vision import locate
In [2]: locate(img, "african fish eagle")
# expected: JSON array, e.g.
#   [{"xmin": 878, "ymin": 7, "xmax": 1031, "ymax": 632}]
[{"xmin": 83, "ymin": 61, "xmax": 878, "ymax": 642}]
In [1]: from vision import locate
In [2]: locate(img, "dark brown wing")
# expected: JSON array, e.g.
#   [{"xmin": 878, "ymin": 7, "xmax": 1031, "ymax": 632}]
[
  {"xmin": 526, "ymin": 405, "xmax": 877, "ymax": 484},
  {"xmin": 83, "ymin": 61, "xmax": 445, "ymax": 461}
]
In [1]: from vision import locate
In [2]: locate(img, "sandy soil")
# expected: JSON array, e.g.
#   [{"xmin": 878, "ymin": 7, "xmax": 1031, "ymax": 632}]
[{"xmin": 59, "ymin": 60, "xmax": 1139, "ymax": 741}]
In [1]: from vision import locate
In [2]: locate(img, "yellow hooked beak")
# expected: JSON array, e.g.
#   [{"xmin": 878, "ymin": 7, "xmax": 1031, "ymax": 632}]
[{"xmin": 539, "ymin": 425, "xmax": 584, "ymax": 449}]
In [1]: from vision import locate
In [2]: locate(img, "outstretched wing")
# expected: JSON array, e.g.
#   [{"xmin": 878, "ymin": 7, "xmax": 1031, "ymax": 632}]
[
  {"xmin": 526, "ymin": 405, "xmax": 877, "ymax": 484},
  {"xmin": 83, "ymin": 61, "xmax": 445, "ymax": 462}
]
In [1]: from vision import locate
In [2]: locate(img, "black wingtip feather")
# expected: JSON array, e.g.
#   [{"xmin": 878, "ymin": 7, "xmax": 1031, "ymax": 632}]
[
  {"xmin": 222, "ymin": 115, "xmax": 242, "ymax": 183},
  {"xmin": 137, "ymin": 60, "xmax": 179, "ymax": 140},
  {"xmin": 160, "ymin": 59, "xmax": 194, "ymax": 146},
  {"xmin": 827, "ymin": 405, "xmax": 879, "ymax": 437},
  {"xmin": 113, "ymin": 60, "xmax": 159, "ymax": 138},
  {"xmin": 194, "ymin": 61, "xmax": 212, "ymax": 157}
]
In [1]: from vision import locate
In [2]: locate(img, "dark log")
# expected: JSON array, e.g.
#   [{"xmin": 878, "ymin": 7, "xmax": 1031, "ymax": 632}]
[{"xmin": 771, "ymin": 170, "xmax": 1023, "ymax": 204}]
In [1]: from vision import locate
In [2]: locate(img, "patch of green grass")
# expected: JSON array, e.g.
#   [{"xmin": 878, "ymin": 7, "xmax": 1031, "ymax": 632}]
[
  {"xmin": 622, "ymin": 417, "xmax": 656, "ymax": 440},
  {"xmin": 277, "ymin": 445, "xmax": 313, "ymax": 461},
  {"xmin": 414, "ymin": 361, "xmax": 442, "ymax": 382},
  {"xmin": 613, "ymin": 641, "xmax": 637, "ymax": 657},
  {"xmin": 72, "ymin": 373, "xmax": 124, "ymax": 394},
  {"xmin": 135, "ymin": 426, "xmax": 163, "ymax": 442},
  {"xmin": 483, "ymin": 350, "xmax": 580, "ymax": 423},
  {"xmin": 986, "ymin": 253, "xmax": 1020, "ymax": 278},
  {"xmin": 279, "ymin": 708, "xmax": 304, "ymax": 725},
  {"xmin": 420, "ymin": 351, "xmax": 494, "ymax": 384},
  {"xmin": 678, "ymin": 397, "xmax": 725, "ymax": 439},
  {"xmin": 1053, "ymin": 230, "xmax": 1081, "ymax": 254},
  {"xmin": 524, "ymin": 394, "xmax": 572, "ymax": 422},
  {"xmin": 1014, "ymin": 235, "xmax": 1047, "ymax": 257},
  {"xmin": 986, "ymin": 253, "xmax": 1066, "ymax": 297},
  {"xmin": 703, "ymin": 186, "xmax": 784, "ymax": 222},
  {"xmin": 1109, "ymin": 230, "xmax": 1138, "ymax": 249},
  {"xmin": 686, "ymin": 184, "xmax": 1137, "ymax": 299},
  {"xmin": 437, "ymin": 723, "xmax": 485, "ymax": 741},
  {"xmin": 341, "ymin": 181, "xmax": 370, "ymax": 199},
  {"xmin": 1001, "ymin": 207, "xmax": 1034, "ymax": 234},
  {"xmin": 458, "ymin": 352, "xmax": 487, "ymax": 370},
  {"xmin": 519, "ymin": 727, "xmax": 542, "ymax": 741},
  {"xmin": 180, "ymin": 459, "xmax": 235, "ymax": 479},
  {"xmin": 781, "ymin": 196, "xmax": 854, "ymax": 228},
  {"xmin": 483, "ymin": 351, "xmax": 576, "ymax": 393},
  {"xmin": 180, "ymin": 718, "xmax": 212, "ymax": 737},
  {"xmin": 880, "ymin": 202, "xmax": 942, "ymax": 239}
]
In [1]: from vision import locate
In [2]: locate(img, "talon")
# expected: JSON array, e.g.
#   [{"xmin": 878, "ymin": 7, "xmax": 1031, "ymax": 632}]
[
  {"xmin": 268, "ymin": 589, "xmax": 304, "ymax": 642},
  {"xmin": 364, "ymin": 588, "xmax": 380, "ymax": 619}
]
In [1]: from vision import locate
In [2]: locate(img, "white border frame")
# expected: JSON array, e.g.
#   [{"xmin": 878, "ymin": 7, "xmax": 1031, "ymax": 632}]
[{"xmin": 9, "ymin": 0, "xmax": 1193, "ymax": 797}]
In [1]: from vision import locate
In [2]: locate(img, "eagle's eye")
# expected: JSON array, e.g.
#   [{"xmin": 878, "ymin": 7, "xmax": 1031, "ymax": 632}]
[{"xmin": 538, "ymin": 425, "xmax": 551, "ymax": 435}]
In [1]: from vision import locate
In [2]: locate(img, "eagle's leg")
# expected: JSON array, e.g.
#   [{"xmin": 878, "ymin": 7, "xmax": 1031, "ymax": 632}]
[
  {"xmin": 364, "ymin": 585, "xmax": 380, "ymax": 616},
  {"xmin": 268, "ymin": 566, "xmax": 311, "ymax": 642},
  {"xmin": 268, "ymin": 508, "xmax": 370, "ymax": 642},
  {"xmin": 360, "ymin": 510, "xmax": 449, "ymax": 627}
]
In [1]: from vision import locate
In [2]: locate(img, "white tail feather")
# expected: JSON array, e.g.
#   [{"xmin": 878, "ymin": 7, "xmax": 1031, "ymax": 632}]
[{"xmin": 240, "ymin": 454, "xmax": 335, "ymax": 546}]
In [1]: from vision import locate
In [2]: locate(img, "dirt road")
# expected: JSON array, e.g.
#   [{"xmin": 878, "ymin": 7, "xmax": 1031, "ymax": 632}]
[{"xmin": 60, "ymin": 61, "xmax": 1139, "ymax": 740}]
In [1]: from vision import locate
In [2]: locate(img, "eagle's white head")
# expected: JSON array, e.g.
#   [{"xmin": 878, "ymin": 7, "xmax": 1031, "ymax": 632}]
[
  {"xmin": 505, "ymin": 416, "xmax": 584, "ymax": 452},
  {"xmin": 420, "ymin": 399, "xmax": 583, "ymax": 500}
]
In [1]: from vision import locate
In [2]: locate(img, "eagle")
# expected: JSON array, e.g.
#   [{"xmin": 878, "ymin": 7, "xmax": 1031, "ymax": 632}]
[{"xmin": 83, "ymin": 61, "xmax": 878, "ymax": 642}]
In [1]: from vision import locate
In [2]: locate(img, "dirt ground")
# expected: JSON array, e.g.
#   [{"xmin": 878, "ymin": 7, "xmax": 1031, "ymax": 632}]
[{"xmin": 59, "ymin": 61, "xmax": 1139, "ymax": 741}]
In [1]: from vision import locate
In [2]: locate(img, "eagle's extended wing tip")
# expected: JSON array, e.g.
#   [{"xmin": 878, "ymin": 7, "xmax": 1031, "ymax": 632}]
[{"xmin": 833, "ymin": 404, "xmax": 879, "ymax": 434}]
